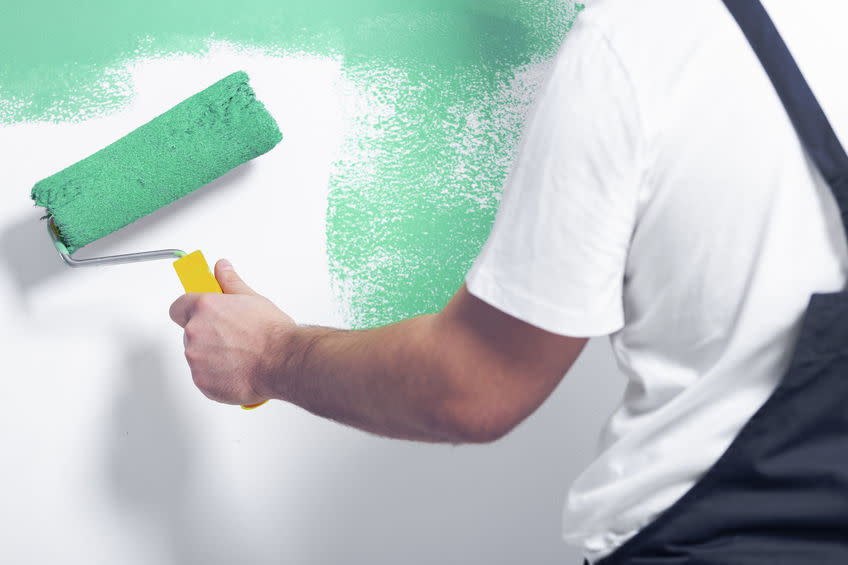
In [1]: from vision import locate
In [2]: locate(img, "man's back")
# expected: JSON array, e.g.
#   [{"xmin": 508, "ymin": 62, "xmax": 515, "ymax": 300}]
[{"xmin": 467, "ymin": 0, "xmax": 848, "ymax": 561}]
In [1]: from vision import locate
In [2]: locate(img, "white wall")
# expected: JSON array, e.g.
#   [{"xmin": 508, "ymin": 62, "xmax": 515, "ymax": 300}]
[{"xmin": 0, "ymin": 45, "xmax": 624, "ymax": 565}]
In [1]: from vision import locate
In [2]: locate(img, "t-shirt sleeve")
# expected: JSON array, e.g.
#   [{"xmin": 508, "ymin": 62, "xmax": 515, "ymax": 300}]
[{"xmin": 465, "ymin": 16, "xmax": 644, "ymax": 337}]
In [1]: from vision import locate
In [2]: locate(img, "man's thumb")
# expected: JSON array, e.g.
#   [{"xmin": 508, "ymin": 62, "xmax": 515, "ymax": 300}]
[{"xmin": 215, "ymin": 259, "xmax": 258, "ymax": 296}]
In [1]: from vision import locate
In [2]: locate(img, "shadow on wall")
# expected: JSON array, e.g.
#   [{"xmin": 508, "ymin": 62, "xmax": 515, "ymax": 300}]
[
  {"xmin": 273, "ymin": 338, "xmax": 622, "ymax": 565},
  {"xmin": 0, "ymin": 207, "xmax": 66, "ymax": 297},
  {"xmin": 106, "ymin": 337, "xmax": 194, "ymax": 563},
  {"xmin": 104, "ymin": 334, "xmax": 266, "ymax": 565},
  {"xmin": 0, "ymin": 162, "xmax": 255, "ymax": 303},
  {"xmin": 90, "ymin": 300, "xmax": 622, "ymax": 565}
]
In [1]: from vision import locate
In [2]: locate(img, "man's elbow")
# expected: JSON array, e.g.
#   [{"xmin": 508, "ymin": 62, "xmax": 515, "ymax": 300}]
[
  {"xmin": 442, "ymin": 396, "xmax": 522, "ymax": 444},
  {"xmin": 461, "ymin": 416, "xmax": 516, "ymax": 444}
]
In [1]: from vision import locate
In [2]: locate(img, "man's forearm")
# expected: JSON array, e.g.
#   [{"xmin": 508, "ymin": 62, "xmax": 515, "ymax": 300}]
[
  {"xmin": 174, "ymin": 271, "xmax": 575, "ymax": 440},
  {"xmin": 259, "ymin": 314, "xmax": 478, "ymax": 443}
]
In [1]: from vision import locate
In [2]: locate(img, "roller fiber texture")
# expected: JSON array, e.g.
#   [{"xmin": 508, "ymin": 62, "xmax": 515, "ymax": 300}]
[{"xmin": 31, "ymin": 70, "xmax": 282, "ymax": 253}]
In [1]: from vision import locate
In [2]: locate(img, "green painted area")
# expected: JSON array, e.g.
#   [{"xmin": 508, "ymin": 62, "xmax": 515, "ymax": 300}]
[
  {"xmin": 1, "ymin": 1, "xmax": 582, "ymax": 328},
  {"xmin": 31, "ymin": 71, "xmax": 282, "ymax": 253}
]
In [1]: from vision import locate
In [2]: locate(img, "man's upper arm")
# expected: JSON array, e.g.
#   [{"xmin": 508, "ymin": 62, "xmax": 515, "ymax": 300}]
[
  {"xmin": 432, "ymin": 283, "xmax": 589, "ymax": 442},
  {"xmin": 464, "ymin": 15, "xmax": 642, "ymax": 338},
  {"xmin": 432, "ymin": 17, "xmax": 640, "ymax": 440}
]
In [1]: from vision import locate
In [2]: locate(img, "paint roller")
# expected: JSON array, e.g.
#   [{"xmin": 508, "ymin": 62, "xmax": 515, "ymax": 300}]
[{"xmin": 30, "ymin": 70, "xmax": 283, "ymax": 410}]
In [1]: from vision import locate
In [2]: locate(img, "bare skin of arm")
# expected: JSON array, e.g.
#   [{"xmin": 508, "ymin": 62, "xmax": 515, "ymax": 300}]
[{"xmin": 170, "ymin": 260, "xmax": 589, "ymax": 443}]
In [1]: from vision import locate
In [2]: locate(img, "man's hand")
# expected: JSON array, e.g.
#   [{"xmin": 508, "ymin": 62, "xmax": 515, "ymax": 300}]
[
  {"xmin": 168, "ymin": 263, "xmax": 589, "ymax": 443},
  {"xmin": 169, "ymin": 259, "xmax": 296, "ymax": 406}
]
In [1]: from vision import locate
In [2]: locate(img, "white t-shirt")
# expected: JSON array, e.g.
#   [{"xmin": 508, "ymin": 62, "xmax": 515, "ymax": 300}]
[{"xmin": 465, "ymin": 0, "xmax": 848, "ymax": 562}]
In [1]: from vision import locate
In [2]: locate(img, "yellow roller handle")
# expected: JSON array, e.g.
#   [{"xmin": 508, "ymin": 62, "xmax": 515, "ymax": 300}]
[{"xmin": 174, "ymin": 250, "xmax": 268, "ymax": 410}]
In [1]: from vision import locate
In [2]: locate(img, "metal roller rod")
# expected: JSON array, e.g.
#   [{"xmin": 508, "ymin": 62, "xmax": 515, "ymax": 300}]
[{"xmin": 47, "ymin": 217, "xmax": 186, "ymax": 268}]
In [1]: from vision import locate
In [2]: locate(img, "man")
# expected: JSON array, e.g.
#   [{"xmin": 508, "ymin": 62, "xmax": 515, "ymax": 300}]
[{"xmin": 170, "ymin": 1, "xmax": 848, "ymax": 562}]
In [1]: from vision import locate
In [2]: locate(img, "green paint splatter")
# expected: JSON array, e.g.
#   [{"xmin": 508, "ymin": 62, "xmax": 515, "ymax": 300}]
[
  {"xmin": 327, "ymin": 4, "xmax": 583, "ymax": 328},
  {"xmin": 1, "ymin": 0, "xmax": 583, "ymax": 328}
]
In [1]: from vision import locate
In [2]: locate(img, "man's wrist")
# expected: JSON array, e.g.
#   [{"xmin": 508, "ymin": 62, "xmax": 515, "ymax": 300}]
[{"xmin": 255, "ymin": 320, "xmax": 304, "ymax": 402}]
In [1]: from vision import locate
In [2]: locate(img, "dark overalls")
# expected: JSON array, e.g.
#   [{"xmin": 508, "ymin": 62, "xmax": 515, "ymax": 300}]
[{"xmin": 585, "ymin": 2, "xmax": 848, "ymax": 564}]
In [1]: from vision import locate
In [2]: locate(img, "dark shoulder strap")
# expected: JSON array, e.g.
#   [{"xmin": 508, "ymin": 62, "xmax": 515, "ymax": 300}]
[{"xmin": 722, "ymin": 0, "xmax": 848, "ymax": 226}]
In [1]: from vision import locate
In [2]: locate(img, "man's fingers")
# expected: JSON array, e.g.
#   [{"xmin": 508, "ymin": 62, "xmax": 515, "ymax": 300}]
[
  {"xmin": 169, "ymin": 293, "xmax": 202, "ymax": 328},
  {"xmin": 215, "ymin": 259, "xmax": 259, "ymax": 296}
]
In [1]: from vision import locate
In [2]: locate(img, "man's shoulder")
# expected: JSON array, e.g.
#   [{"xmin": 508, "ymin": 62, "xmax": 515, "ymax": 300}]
[
  {"xmin": 577, "ymin": 0, "xmax": 728, "ymax": 55},
  {"xmin": 570, "ymin": 0, "xmax": 734, "ymax": 113},
  {"xmin": 579, "ymin": 0, "xmax": 721, "ymax": 28}
]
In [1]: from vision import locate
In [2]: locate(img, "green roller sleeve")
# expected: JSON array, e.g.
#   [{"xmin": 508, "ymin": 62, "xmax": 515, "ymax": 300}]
[{"xmin": 31, "ymin": 70, "xmax": 282, "ymax": 254}]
